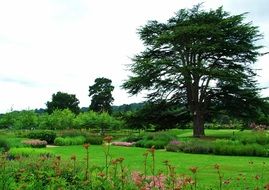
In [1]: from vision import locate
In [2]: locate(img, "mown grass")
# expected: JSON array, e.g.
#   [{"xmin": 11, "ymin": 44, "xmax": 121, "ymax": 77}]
[{"xmin": 47, "ymin": 145, "xmax": 269, "ymax": 186}]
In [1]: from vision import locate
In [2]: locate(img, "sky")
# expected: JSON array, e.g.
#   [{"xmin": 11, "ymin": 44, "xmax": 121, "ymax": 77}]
[{"xmin": 0, "ymin": 0, "xmax": 269, "ymax": 113}]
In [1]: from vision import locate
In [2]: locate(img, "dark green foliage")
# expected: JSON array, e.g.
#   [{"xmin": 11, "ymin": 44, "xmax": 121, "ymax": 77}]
[
  {"xmin": 27, "ymin": 130, "xmax": 56, "ymax": 144},
  {"xmin": 46, "ymin": 91, "xmax": 80, "ymax": 114},
  {"xmin": 89, "ymin": 77, "xmax": 114, "ymax": 114},
  {"xmin": 0, "ymin": 138, "xmax": 9, "ymax": 152},
  {"xmin": 123, "ymin": 101, "xmax": 191, "ymax": 131},
  {"xmin": 54, "ymin": 136, "xmax": 86, "ymax": 146},
  {"xmin": 123, "ymin": 4, "xmax": 264, "ymax": 137},
  {"xmin": 122, "ymin": 135, "xmax": 143, "ymax": 142}
]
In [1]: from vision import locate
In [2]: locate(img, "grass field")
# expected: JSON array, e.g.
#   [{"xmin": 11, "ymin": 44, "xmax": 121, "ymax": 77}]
[{"xmin": 47, "ymin": 144, "xmax": 269, "ymax": 186}]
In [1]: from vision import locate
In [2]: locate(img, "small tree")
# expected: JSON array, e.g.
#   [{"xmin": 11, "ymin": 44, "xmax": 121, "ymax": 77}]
[
  {"xmin": 123, "ymin": 5, "xmax": 264, "ymax": 137},
  {"xmin": 46, "ymin": 91, "xmax": 80, "ymax": 114},
  {"xmin": 89, "ymin": 77, "xmax": 114, "ymax": 114}
]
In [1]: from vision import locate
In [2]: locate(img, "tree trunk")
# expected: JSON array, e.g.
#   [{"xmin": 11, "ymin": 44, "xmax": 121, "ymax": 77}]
[{"xmin": 193, "ymin": 111, "xmax": 205, "ymax": 137}]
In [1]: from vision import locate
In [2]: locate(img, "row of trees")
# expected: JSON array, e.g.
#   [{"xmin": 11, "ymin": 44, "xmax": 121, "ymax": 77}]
[
  {"xmin": 46, "ymin": 77, "xmax": 114, "ymax": 115},
  {"xmin": 0, "ymin": 109, "xmax": 123, "ymax": 131}
]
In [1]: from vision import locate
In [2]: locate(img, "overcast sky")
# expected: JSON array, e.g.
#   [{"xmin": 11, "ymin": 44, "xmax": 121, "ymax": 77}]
[{"xmin": 0, "ymin": 0, "xmax": 269, "ymax": 113}]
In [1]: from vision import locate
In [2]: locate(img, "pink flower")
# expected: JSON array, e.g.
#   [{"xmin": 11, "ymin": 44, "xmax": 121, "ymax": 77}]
[{"xmin": 112, "ymin": 142, "xmax": 135, "ymax": 147}]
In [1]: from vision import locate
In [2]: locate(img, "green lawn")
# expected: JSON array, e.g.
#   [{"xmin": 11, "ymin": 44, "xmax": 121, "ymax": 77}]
[{"xmin": 47, "ymin": 145, "xmax": 269, "ymax": 187}]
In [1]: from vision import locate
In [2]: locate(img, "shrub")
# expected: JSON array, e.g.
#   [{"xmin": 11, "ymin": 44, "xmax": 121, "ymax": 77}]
[
  {"xmin": 27, "ymin": 130, "xmax": 56, "ymax": 144},
  {"xmin": 122, "ymin": 135, "xmax": 143, "ymax": 142},
  {"xmin": 85, "ymin": 135, "xmax": 103, "ymax": 145},
  {"xmin": 135, "ymin": 132, "xmax": 177, "ymax": 149},
  {"xmin": 232, "ymin": 132, "xmax": 269, "ymax": 145},
  {"xmin": 58, "ymin": 129, "xmax": 87, "ymax": 137},
  {"xmin": 173, "ymin": 139, "xmax": 269, "ymax": 157},
  {"xmin": 0, "ymin": 138, "xmax": 10, "ymax": 152},
  {"xmin": 8, "ymin": 147, "xmax": 52, "ymax": 158},
  {"xmin": 165, "ymin": 140, "xmax": 182, "ymax": 152},
  {"xmin": 54, "ymin": 136, "xmax": 86, "ymax": 146},
  {"xmin": 181, "ymin": 141, "xmax": 214, "ymax": 154},
  {"xmin": 22, "ymin": 139, "xmax": 47, "ymax": 148}
]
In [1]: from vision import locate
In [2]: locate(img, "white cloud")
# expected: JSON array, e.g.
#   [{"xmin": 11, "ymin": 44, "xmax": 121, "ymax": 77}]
[{"xmin": 0, "ymin": 0, "xmax": 268, "ymax": 113}]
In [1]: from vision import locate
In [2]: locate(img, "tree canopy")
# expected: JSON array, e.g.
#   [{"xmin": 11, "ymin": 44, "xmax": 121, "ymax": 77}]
[
  {"xmin": 46, "ymin": 91, "xmax": 80, "ymax": 114},
  {"xmin": 123, "ymin": 4, "xmax": 264, "ymax": 137},
  {"xmin": 89, "ymin": 77, "xmax": 114, "ymax": 114}
]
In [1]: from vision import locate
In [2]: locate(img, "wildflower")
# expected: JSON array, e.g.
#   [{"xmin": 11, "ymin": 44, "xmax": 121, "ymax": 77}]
[
  {"xmin": 148, "ymin": 146, "xmax": 155, "ymax": 154},
  {"xmin": 184, "ymin": 176, "xmax": 194, "ymax": 185},
  {"xmin": 149, "ymin": 174, "xmax": 166, "ymax": 190},
  {"xmin": 83, "ymin": 143, "xmax": 90, "ymax": 149},
  {"xmin": 117, "ymin": 157, "xmax": 124, "ymax": 163},
  {"xmin": 111, "ymin": 159, "xmax": 118, "ymax": 165},
  {"xmin": 104, "ymin": 136, "xmax": 113, "ymax": 143},
  {"xmin": 143, "ymin": 152, "xmax": 149, "ymax": 157},
  {"xmin": 169, "ymin": 140, "xmax": 181, "ymax": 145},
  {"xmin": 132, "ymin": 171, "xmax": 143, "ymax": 186},
  {"xmin": 189, "ymin": 166, "xmax": 198, "ymax": 174}
]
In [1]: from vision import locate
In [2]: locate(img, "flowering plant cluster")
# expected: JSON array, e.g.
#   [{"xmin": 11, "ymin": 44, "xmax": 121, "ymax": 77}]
[
  {"xmin": 112, "ymin": 141, "xmax": 135, "ymax": 147},
  {"xmin": 22, "ymin": 139, "xmax": 47, "ymax": 148}
]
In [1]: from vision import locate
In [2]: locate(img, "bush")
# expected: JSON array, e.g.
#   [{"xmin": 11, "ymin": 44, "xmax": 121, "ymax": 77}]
[
  {"xmin": 54, "ymin": 136, "xmax": 86, "ymax": 146},
  {"xmin": 27, "ymin": 130, "xmax": 56, "ymax": 144},
  {"xmin": 0, "ymin": 138, "xmax": 10, "ymax": 152},
  {"xmin": 85, "ymin": 135, "xmax": 103, "ymax": 145},
  {"xmin": 22, "ymin": 139, "xmax": 47, "ymax": 148},
  {"xmin": 170, "ymin": 138, "xmax": 269, "ymax": 157},
  {"xmin": 122, "ymin": 135, "xmax": 143, "ymax": 142},
  {"xmin": 180, "ymin": 141, "xmax": 214, "ymax": 154},
  {"xmin": 214, "ymin": 143, "xmax": 268, "ymax": 157},
  {"xmin": 58, "ymin": 129, "xmax": 87, "ymax": 137},
  {"xmin": 165, "ymin": 140, "xmax": 182, "ymax": 152},
  {"xmin": 8, "ymin": 147, "xmax": 52, "ymax": 158},
  {"xmin": 136, "ymin": 139, "xmax": 168, "ymax": 149}
]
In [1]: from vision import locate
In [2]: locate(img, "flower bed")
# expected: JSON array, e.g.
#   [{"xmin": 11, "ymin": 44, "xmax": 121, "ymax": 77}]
[
  {"xmin": 112, "ymin": 141, "xmax": 135, "ymax": 147},
  {"xmin": 22, "ymin": 139, "xmax": 47, "ymax": 148}
]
